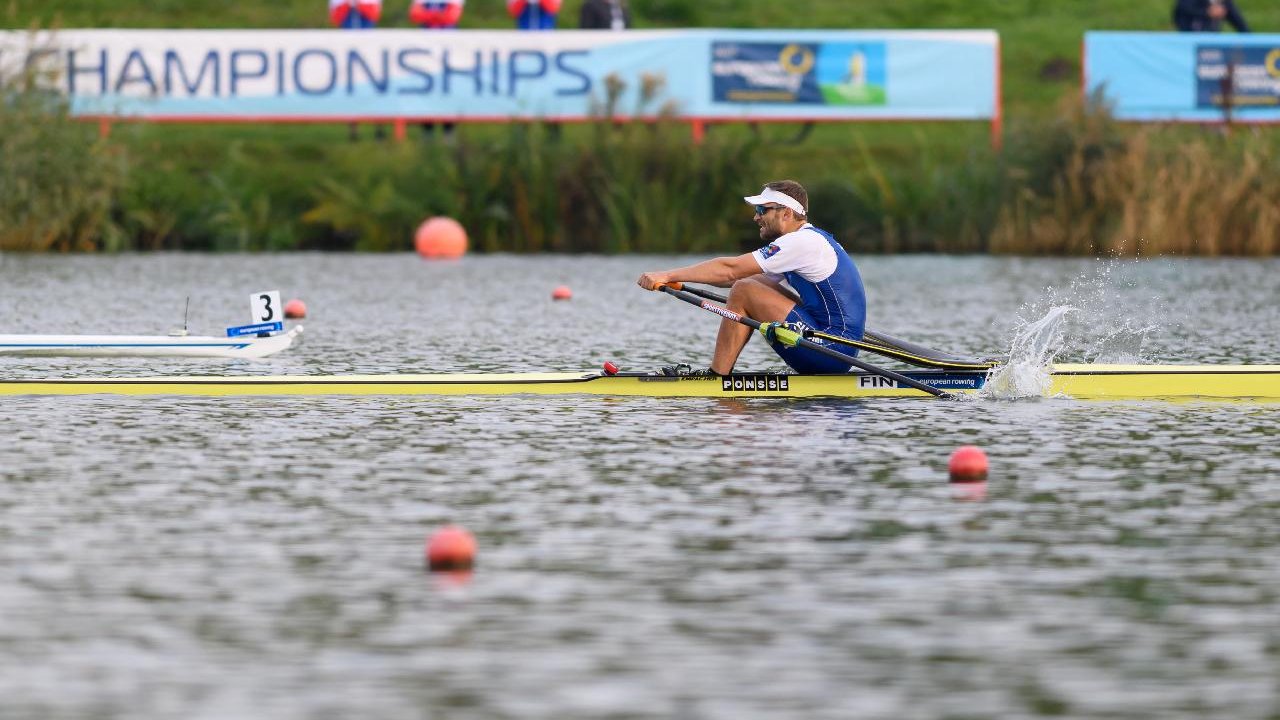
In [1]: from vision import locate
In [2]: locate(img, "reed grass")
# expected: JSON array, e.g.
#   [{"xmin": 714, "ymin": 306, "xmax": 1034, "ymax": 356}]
[
  {"xmin": 0, "ymin": 41, "xmax": 127, "ymax": 252},
  {"xmin": 990, "ymin": 95, "xmax": 1280, "ymax": 256},
  {"xmin": 295, "ymin": 117, "xmax": 764, "ymax": 254}
]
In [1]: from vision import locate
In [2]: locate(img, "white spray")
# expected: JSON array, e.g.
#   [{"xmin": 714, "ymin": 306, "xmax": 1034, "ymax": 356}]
[{"xmin": 983, "ymin": 305, "xmax": 1073, "ymax": 399}]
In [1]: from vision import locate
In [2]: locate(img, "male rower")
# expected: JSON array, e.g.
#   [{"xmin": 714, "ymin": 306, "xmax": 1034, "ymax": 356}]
[{"xmin": 637, "ymin": 179, "xmax": 866, "ymax": 376}]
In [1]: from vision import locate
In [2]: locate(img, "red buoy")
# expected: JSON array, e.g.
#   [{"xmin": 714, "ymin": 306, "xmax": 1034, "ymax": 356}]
[
  {"xmin": 948, "ymin": 446, "xmax": 989, "ymax": 482},
  {"xmin": 551, "ymin": 285, "xmax": 573, "ymax": 300},
  {"xmin": 602, "ymin": 362, "xmax": 619, "ymax": 376},
  {"xmin": 414, "ymin": 217, "xmax": 468, "ymax": 259},
  {"xmin": 284, "ymin": 298, "xmax": 307, "ymax": 319},
  {"xmin": 425, "ymin": 525, "xmax": 476, "ymax": 571}
]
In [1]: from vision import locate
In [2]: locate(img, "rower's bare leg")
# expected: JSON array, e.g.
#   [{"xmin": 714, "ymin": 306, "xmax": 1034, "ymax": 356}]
[{"xmin": 711, "ymin": 276, "xmax": 796, "ymax": 374}]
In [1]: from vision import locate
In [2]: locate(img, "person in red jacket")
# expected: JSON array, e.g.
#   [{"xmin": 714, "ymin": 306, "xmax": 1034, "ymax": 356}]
[
  {"xmin": 410, "ymin": 0, "xmax": 463, "ymax": 28},
  {"xmin": 329, "ymin": 0, "xmax": 382, "ymax": 29},
  {"xmin": 331, "ymin": 0, "xmax": 385, "ymax": 140},
  {"xmin": 410, "ymin": 0, "xmax": 463, "ymax": 138},
  {"xmin": 508, "ymin": 0, "xmax": 561, "ymax": 30}
]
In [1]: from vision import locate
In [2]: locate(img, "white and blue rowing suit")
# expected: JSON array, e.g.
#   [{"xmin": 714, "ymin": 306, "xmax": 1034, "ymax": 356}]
[{"xmin": 754, "ymin": 223, "xmax": 866, "ymax": 374}]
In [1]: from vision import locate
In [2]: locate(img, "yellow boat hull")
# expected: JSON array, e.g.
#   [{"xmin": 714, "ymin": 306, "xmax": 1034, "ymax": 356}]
[{"xmin": 2, "ymin": 365, "xmax": 1279, "ymax": 400}]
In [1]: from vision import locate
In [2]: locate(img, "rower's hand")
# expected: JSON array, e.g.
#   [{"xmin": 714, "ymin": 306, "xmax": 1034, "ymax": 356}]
[{"xmin": 637, "ymin": 272, "xmax": 672, "ymax": 291}]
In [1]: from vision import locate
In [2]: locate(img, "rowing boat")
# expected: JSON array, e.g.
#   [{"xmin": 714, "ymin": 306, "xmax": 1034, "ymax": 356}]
[
  {"xmin": 1, "ymin": 364, "xmax": 1277, "ymax": 399},
  {"xmin": 1, "ymin": 284, "xmax": 1272, "ymax": 400},
  {"xmin": 0, "ymin": 326, "xmax": 302, "ymax": 359}
]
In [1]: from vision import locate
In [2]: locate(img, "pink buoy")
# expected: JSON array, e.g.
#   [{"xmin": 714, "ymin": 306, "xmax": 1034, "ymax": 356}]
[
  {"xmin": 551, "ymin": 285, "xmax": 573, "ymax": 300},
  {"xmin": 284, "ymin": 298, "xmax": 307, "ymax": 319},
  {"xmin": 414, "ymin": 217, "xmax": 468, "ymax": 259}
]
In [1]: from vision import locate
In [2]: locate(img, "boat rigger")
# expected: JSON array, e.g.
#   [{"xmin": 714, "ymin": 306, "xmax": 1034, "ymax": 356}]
[{"xmin": 1, "ymin": 365, "xmax": 1277, "ymax": 399}]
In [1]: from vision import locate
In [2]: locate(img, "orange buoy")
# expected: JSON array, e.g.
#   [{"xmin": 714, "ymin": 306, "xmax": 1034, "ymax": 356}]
[
  {"xmin": 425, "ymin": 525, "xmax": 476, "ymax": 571},
  {"xmin": 948, "ymin": 446, "xmax": 989, "ymax": 482},
  {"xmin": 551, "ymin": 285, "xmax": 572, "ymax": 300},
  {"xmin": 415, "ymin": 217, "xmax": 468, "ymax": 259},
  {"xmin": 284, "ymin": 298, "xmax": 307, "ymax": 319}
]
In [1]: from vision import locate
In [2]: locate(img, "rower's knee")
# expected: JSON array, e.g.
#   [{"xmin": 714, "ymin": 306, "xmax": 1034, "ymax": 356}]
[
  {"xmin": 728, "ymin": 277, "xmax": 779, "ymax": 314},
  {"xmin": 725, "ymin": 277, "xmax": 759, "ymax": 309},
  {"xmin": 727, "ymin": 276, "xmax": 763, "ymax": 298}
]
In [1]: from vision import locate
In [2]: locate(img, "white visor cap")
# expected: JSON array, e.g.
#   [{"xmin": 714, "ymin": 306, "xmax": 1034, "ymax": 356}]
[{"xmin": 743, "ymin": 186, "xmax": 806, "ymax": 216}]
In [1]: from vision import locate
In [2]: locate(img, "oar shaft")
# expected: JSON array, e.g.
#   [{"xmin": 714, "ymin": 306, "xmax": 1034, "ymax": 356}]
[
  {"xmin": 670, "ymin": 283, "xmax": 996, "ymax": 371},
  {"xmin": 657, "ymin": 285, "xmax": 950, "ymax": 398},
  {"xmin": 677, "ymin": 285, "xmax": 729, "ymax": 304}
]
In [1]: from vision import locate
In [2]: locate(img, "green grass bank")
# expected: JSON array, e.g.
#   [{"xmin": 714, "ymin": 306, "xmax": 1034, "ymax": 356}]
[{"xmin": 4, "ymin": 0, "xmax": 1280, "ymax": 254}]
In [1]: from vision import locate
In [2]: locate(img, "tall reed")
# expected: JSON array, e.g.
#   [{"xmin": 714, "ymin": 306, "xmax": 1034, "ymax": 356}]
[
  {"xmin": 302, "ymin": 114, "xmax": 765, "ymax": 254},
  {"xmin": 990, "ymin": 94, "xmax": 1280, "ymax": 256},
  {"xmin": 0, "ymin": 32, "xmax": 127, "ymax": 252},
  {"xmin": 803, "ymin": 131, "xmax": 1006, "ymax": 254}
]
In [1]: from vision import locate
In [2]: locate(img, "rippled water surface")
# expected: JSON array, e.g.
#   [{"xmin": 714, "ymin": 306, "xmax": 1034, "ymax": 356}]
[{"xmin": 1, "ymin": 254, "xmax": 1278, "ymax": 719}]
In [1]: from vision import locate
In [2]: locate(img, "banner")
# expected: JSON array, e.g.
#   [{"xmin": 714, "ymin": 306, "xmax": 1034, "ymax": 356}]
[
  {"xmin": 1086, "ymin": 31, "xmax": 1280, "ymax": 121},
  {"xmin": 0, "ymin": 29, "xmax": 999, "ymax": 121}
]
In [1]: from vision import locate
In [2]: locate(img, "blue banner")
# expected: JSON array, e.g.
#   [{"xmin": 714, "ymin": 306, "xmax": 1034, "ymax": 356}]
[
  {"xmin": 227, "ymin": 321, "xmax": 284, "ymax": 337},
  {"xmin": 1, "ymin": 29, "xmax": 999, "ymax": 121},
  {"xmin": 1086, "ymin": 31, "xmax": 1280, "ymax": 121}
]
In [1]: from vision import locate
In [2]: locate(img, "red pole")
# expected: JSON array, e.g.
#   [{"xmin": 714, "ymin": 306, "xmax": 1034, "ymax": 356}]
[
  {"xmin": 691, "ymin": 119, "xmax": 705, "ymax": 145},
  {"xmin": 98, "ymin": 118, "xmax": 111, "ymax": 140}
]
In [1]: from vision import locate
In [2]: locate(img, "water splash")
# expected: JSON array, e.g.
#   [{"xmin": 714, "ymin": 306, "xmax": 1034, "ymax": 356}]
[
  {"xmin": 1035, "ymin": 260, "xmax": 1169, "ymax": 364},
  {"xmin": 982, "ymin": 259, "xmax": 1176, "ymax": 399},
  {"xmin": 983, "ymin": 306, "xmax": 1072, "ymax": 399}
]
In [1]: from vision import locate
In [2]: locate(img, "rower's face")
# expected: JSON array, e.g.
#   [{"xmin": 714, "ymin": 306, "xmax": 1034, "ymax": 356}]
[{"xmin": 754, "ymin": 204, "xmax": 786, "ymax": 241}]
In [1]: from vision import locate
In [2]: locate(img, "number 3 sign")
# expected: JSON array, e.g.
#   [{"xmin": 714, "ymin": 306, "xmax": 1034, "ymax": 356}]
[{"xmin": 250, "ymin": 291, "xmax": 283, "ymax": 324}]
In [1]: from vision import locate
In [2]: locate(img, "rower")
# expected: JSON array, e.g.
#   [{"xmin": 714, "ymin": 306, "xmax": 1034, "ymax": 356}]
[{"xmin": 637, "ymin": 180, "xmax": 866, "ymax": 376}]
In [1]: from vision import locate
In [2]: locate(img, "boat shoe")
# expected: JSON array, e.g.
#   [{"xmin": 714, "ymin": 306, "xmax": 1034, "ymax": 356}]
[{"xmin": 655, "ymin": 363, "xmax": 720, "ymax": 377}]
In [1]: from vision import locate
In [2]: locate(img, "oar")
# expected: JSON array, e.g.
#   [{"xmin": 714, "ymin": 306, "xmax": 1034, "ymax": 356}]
[
  {"xmin": 656, "ymin": 284, "xmax": 953, "ymax": 399},
  {"xmin": 674, "ymin": 284, "xmax": 731, "ymax": 303},
  {"xmin": 669, "ymin": 284, "xmax": 996, "ymax": 371}
]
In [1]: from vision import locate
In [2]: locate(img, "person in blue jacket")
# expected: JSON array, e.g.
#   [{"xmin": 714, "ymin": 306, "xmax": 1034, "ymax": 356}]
[{"xmin": 507, "ymin": 0, "xmax": 561, "ymax": 30}]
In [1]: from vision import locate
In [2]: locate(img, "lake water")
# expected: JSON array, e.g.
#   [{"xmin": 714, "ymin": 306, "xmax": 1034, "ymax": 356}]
[{"xmin": 1, "ymin": 253, "xmax": 1278, "ymax": 719}]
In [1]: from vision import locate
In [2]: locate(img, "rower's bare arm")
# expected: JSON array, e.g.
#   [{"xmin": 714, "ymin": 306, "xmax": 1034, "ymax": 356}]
[{"xmin": 637, "ymin": 253, "xmax": 763, "ymax": 290}]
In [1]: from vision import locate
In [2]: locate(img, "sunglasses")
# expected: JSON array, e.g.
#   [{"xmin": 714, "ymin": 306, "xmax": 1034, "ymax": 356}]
[{"xmin": 753, "ymin": 204, "xmax": 784, "ymax": 217}]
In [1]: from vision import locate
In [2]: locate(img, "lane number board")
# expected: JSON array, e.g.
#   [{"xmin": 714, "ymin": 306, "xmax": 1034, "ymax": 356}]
[{"xmin": 251, "ymin": 290, "xmax": 283, "ymax": 325}]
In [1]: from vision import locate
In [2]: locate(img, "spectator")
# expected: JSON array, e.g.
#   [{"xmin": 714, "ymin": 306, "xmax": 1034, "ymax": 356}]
[
  {"xmin": 409, "ymin": 0, "xmax": 463, "ymax": 28},
  {"xmin": 409, "ymin": 0, "xmax": 463, "ymax": 140},
  {"xmin": 331, "ymin": 0, "xmax": 385, "ymax": 140},
  {"xmin": 508, "ymin": 0, "xmax": 561, "ymax": 30},
  {"xmin": 329, "ymin": 0, "xmax": 382, "ymax": 29},
  {"xmin": 579, "ymin": 0, "xmax": 631, "ymax": 30},
  {"xmin": 1173, "ymin": 0, "xmax": 1250, "ymax": 32}
]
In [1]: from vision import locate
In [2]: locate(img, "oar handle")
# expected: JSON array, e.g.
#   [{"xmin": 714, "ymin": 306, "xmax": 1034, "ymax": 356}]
[
  {"xmin": 670, "ymin": 283, "xmax": 726, "ymax": 303},
  {"xmin": 656, "ymin": 285, "xmax": 952, "ymax": 399}
]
